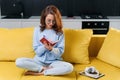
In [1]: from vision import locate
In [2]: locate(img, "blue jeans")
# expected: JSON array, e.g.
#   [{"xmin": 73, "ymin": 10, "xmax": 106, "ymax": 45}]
[{"xmin": 15, "ymin": 58, "xmax": 73, "ymax": 75}]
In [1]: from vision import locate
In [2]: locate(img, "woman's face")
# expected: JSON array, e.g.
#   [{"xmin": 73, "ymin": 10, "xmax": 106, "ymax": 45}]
[{"xmin": 45, "ymin": 14, "xmax": 55, "ymax": 29}]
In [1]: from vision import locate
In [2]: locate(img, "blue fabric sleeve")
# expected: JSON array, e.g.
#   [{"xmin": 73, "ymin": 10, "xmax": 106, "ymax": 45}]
[
  {"xmin": 33, "ymin": 27, "xmax": 46, "ymax": 56},
  {"xmin": 50, "ymin": 34, "xmax": 65, "ymax": 58}
]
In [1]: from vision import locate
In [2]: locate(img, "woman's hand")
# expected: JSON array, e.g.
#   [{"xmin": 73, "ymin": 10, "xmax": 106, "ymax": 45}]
[{"xmin": 43, "ymin": 41, "xmax": 53, "ymax": 51}]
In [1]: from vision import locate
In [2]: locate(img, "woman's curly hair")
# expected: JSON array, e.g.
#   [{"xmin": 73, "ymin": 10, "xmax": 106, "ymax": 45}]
[{"xmin": 40, "ymin": 5, "xmax": 63, "ymax": 34}]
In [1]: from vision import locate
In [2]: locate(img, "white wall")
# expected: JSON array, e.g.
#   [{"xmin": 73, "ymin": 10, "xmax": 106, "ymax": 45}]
[{"xmin": 0, "ymin": 18, "xmax": 120, "ymax": 29}]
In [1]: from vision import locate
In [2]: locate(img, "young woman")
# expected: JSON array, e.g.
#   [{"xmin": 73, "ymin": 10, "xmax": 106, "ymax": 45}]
[{"xmin": 15, "ymin": 5, "xmax": 73, "ymax": 76}]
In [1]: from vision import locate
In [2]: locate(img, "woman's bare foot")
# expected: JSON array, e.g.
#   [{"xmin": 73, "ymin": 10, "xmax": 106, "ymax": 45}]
[
  {"xmin": 25, "ymin": 71, "xmax": 44, "ymax": 76},
  {"xmin": 43, "ymin": 66, "xmax": 53, "ymax": 71},
  {"xmin": 24, "ymin": 66, "xmax": 53, "ymax": 76}
]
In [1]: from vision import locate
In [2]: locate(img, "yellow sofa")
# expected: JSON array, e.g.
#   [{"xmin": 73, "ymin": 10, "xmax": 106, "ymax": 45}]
[{"xmin": 0, "ymin": 27, "xmax": 120, "ymax": 80}]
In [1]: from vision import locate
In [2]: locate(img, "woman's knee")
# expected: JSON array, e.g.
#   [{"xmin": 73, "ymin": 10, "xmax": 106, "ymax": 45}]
[
  {"xmin": 64, "ymin": 62, "xmax": 74, "ymax": 74},
  {"xmin": 15, "ymin": 58, "xmax": 25, "ymax": 67}
]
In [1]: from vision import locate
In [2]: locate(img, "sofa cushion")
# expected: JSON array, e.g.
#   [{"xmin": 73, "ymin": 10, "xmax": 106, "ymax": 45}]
[
  {"xmin": 97, "ymin": 28, "xmax": 120, "ymax": 68},
  {"xmin": 0, "ymin": 27, "xmax": 35, "ymax": 61},
  {"xmin": 0, "ymin": 62, "xmax": 24, "ymax": 80},
  {"xmin": 20, "ymin": 71, "xmax": 76, "ymax": 80},
  {"xmin": 74, "ymin": 57, "xmax": 120, "ymax": 80},
  {"xmin": 63, "ymin": 29, "xmax": 93, "ymax": 64},
  {"xmin": 89, "ymin": 35, "xmax": 106, "ymax": 57}
]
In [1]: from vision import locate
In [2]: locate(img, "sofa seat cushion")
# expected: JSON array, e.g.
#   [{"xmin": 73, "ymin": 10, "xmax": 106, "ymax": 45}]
[
  {"xmin": 74, "ymin": 57, "xmax": 120, "ymax": 80},
  {"xmin": 0, "ymin": 62, "xmax": 76, "ymax": 80},
  {"xmin": 0, "ymin": 62, "xmax": 24, "ymax": 80},
  {"xmin": 20, "ymin": 71, "xmax": 76, "ymax": 80}
]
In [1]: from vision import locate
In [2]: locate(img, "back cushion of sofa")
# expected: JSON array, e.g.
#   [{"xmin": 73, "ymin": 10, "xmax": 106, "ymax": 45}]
[
  {"xmin": 0, "ymin": 27, "xmax": 35, "ymax": 61},
  {"xmin": 63, "ymin": 28, "xmax": 93, "ymax": 64},
  {"xmin": 88, "ymin": 35, "xmax": 106, "ymax": 57}
]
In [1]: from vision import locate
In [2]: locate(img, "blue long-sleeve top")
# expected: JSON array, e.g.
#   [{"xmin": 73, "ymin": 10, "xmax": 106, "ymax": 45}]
[{"xmin": 33, "ymin": 26, "xmax": 64, "ymax": 64}]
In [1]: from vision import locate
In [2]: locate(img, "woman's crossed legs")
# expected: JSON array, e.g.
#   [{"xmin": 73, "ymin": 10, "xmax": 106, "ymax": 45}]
[{"xmin": 15, "ymin": 58, "xmax": 73, "ymax": 76}]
